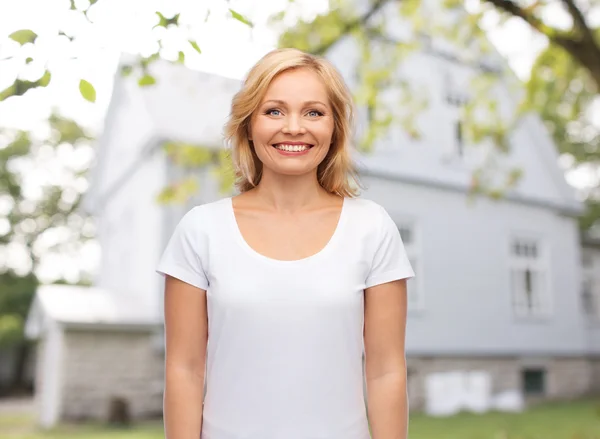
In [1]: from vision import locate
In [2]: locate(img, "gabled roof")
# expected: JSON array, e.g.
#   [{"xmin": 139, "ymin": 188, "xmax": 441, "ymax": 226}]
[
  {"xmin": 82, "ymin": 49, "xmax": 583, "ymax": 217},
  {"xmin": 136, "ymin": 59, "xmax": 243, "ymax": 146},
  {"xmin": 80, "ymin": 54, "xmax": 242, "ymax": 216},
  {"xmin": 25, "ymin": 283, "xmax": 158, "ymax": 338}
]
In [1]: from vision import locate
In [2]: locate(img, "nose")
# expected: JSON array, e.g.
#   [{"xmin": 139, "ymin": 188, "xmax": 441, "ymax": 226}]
[{"xmin": 282, "ymin": 114, "xmax": 306, "ymax": 135}]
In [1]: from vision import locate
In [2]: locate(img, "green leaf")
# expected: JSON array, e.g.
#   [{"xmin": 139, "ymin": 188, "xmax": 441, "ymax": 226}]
[
  {"xmin": 0, "ymin": 70, "xmax": 51, "ymax": 101},
  {"xmin": 39, "ymin": 70, "xmax": 51, "ymax": 87},
  {"xmin": 140, "ymin": 52, "xmax": 160, "ymax": 69},
  {"xmin": 79, "ymin": 79, "xmax": 96, "ymax": 102},
  {"xmin": 25, "ymin": 57, "xmax": 33, "ymax": 64},
  {"xmin": 138, "ymin": 74, "xmax": 156, "ymax": 86},
  {"xmin": 120, "ymin": 64, "xmax": 133, "ymax": 77},
  {"xmin": 177, "ymin": 51, "xmax": 185, "ymax": 64},
  {"xmin": 229, "ymin": 9, "xmax": 253, "ymax": 27},
  {"xmin": 9, "ymin": 29, "xmax": 37, "ymax": 45},
  {"xmin": 155, "ymin": 11, "xmax": 180, "ymax": 28},
  {"xmin": 155, "ymin": 11, "xmax": 167, "ymax": 28},
  {"xmin": 189, "ymin": 40, "xmax": 201, "ymax": 54}
]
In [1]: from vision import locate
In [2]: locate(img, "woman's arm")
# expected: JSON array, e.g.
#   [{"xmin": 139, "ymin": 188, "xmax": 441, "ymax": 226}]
[
  {"xmin": 163, "ymin": 275, "xmax": 208, "ymax": 439},
  {"xmin": 364, "ymin": 278, "xmax": 409, "ymax": 439}
]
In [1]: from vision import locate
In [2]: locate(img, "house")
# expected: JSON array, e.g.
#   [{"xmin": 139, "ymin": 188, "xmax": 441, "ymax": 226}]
[
  {"xmin": 24, "ymin": 284, "xmax": 160, "ymax": 428},
  {"xmin": 25, "ymin": 1, "xmax": 600, "ymax": 428}
]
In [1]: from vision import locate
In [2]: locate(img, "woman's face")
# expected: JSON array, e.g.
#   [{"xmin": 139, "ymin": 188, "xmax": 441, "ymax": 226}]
[{"xmin": 249, "ymin": 68, "xmax": 335, "ymax": 178}]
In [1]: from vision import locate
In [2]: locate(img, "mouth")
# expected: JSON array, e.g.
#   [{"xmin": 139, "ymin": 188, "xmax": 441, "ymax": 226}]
[{"xmin": 271, "ymin": 143, "xmax": 314, "ymax": 153}]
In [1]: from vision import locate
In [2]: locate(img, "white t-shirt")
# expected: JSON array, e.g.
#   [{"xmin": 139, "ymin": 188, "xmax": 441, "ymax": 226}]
[{"xmin": 156, "ymin": 196, "xmax": 414, "ymax": 439}]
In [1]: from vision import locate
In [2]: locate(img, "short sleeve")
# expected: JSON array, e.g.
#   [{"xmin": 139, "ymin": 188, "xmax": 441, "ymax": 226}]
[
  {"xmin": 155, "ymin": 208, "xmax": 209, "ymax": 290},
  {"xmin": 365, "ymin": 205, "xmax": 415, "ymax": 289}
]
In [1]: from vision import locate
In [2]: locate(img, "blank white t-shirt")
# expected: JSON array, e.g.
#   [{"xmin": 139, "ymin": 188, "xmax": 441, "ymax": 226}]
[{"xmin": 156, "ymin": 196, "xmax": 414, "ymax": 439}]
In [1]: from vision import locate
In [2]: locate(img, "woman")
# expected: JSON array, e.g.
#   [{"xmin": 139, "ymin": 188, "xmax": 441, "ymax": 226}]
[{"xmin": 156, "ymin": 48, "xmax": 414, "ymax": 439}]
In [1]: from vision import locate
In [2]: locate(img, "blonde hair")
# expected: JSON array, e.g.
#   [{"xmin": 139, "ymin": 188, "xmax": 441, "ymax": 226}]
[{"xmin": 224, "ymin": 48, "xmax": 361, "ymax": 197}]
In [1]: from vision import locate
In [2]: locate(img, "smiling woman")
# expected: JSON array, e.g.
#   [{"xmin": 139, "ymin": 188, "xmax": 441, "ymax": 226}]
[
  {"xmin": 156, "ymin": 48, "xmax": 415, "ymax": 439},
  {"xmin": 225, "ymin": 48, "xmax": 359, "ymax": 195},
  {"xmin": 248, "ymin": 68, "xmax": 336, "ymax": 178}
]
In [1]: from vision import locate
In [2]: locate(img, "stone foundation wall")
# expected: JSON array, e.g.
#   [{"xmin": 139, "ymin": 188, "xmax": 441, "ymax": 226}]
[
  {"xmin": 60, "ymin": 328, "xmax": 163, "ymax": 422},
  {"xmin": 549, "ymin": 357, "xmax": 592, "ymax": 399},
  {"xmin": 590, "ymin": 357, "xmax": 600, "ymax": 393},
  {"xmin": 406, "ymin": 355, "xmax": 598, "ymax": 411},
  {"xmin": 56, "ymin": 327, "xmax": 599, "ymax": 420}
]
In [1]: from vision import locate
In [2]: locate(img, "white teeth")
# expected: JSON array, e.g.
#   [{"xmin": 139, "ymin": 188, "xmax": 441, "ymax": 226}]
[{"xmin": 274, "ymin": 144, "xmax": 310, "ymax": 152}]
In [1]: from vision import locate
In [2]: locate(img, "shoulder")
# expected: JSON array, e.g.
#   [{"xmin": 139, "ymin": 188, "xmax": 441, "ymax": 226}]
[
  {"xmin": 345, "ymin": 197, "xmax": 392, "ymax": 226},
  {"xmin": 344, "ymin": 197, "xmax": 396, "ymax": 240},
  {"xmin": 177, "ymin": 197, "xmax": 231, "ymax": 235}
]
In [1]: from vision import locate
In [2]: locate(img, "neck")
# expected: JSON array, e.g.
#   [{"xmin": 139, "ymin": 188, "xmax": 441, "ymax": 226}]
[{"xmin": 253, "ymin": 170, "xmax": 332, "ymax": 213}]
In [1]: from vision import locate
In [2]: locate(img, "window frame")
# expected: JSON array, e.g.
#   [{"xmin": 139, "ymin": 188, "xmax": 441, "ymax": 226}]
[
  {"xmin": 581, "ymin": 248, "xmax": 600, "ymax": 321},
  {"xmin": 521, "ymin": 367, "xmax": 547, "ymax": 396},
  {"xmin": 395, "ymin": 218, "xmax": 424, "ymax": 312},
  {"xmin": 509, "ymin": 234, "xmax": 553, "ymax": 319},
  {"xmin": 443, "ymin": 70, "xmax": 470, "ymax": 161}
]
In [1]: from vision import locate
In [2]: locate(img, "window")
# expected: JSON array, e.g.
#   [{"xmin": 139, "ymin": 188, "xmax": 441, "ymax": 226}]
[
  {"xmin": 581, "ymin": 249, "xmax": 600, "ymax": 320},
  {"xmin": 398, "ymin": 222, "xmax": 423, "ymax": 310},
  {"xmin": 510, "ymin": 237, "xmax": 551, "ymax": 318},
  {"xmin": 521, "ymin": 368, "xmax": 546, "ymax": 396},
  {"xmin": 444, "ymin": 71, "xmax": 469, "ymax": 159}
]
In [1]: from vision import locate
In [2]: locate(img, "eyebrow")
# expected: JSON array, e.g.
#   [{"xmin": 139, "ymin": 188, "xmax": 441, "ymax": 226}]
[{"xmin": 262, "ymin": 99, "xmax": 328, "ymax": 107}]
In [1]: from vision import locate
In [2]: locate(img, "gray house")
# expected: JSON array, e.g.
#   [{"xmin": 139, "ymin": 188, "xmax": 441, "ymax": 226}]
[{"xmin": 25, "ymin": 1, "xmax": 600, "ymax": 428}]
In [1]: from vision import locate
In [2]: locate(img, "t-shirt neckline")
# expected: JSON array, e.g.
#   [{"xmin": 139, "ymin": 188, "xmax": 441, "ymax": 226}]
[{"xmin": 227, "ymin": 196, "xmax": 348, "ymax": 265}]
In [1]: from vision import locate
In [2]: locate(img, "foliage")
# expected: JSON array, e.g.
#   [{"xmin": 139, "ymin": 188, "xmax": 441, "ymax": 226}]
[
  {"xmin": 524, "ymin": 38, "xmax": 599, "ymax": 230},
  {"xmin": 0, "ymin": 273, "xmax": 38, "ymax": 347},
  {"xmin": 0, "ymin": 2, "xmax": 253, "ymax": 103},
  {"xmin": 1, "ymin": 0, "xmax": 599, "ymax": 225},
  {"xmin": 156, "ymin": 143, "xmax": 235, "ymax": 205},
  {"xmin": 277, "ymin": 0, "xmax": 599, "ymax": 228},
  {"xmin": 0, "ymin": 114, "xmax": 94, "ymax": 346}
]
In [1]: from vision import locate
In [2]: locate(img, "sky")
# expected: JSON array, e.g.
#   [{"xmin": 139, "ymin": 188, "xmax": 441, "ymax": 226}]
[
  {"xmin": 0, "ymin": 0, "xmax": 330, "ymax": 132},
  {"xmin": 0, "ymin": 0, "xmax": 587, "ymax": 283},
  {"xmin": 0, "ymin": 0, "xmax": 551, "ymax": 132}
]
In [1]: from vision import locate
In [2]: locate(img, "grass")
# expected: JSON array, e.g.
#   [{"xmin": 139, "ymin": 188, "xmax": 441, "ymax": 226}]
[
  {"xmin": 408, "ymin": 398, "xmax": 600, "ymax": 439},
  {"xmin": 0, "ymin": 399, "xmax": 598, "ymax": 438},
  {"xmin": 0, "ymin": 414, "xmax": 164, "ymax": 439}
]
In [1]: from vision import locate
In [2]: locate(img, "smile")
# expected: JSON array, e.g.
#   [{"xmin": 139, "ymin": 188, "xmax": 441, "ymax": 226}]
[{"xmin": 272, "ymin": 143, "xmax": 313, "ymax": 152}]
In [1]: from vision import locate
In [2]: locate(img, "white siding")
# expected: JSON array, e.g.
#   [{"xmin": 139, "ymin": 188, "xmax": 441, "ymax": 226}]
[{"xmin": 361, "ymin": 175, "xmax": 585, "ymax": 355}]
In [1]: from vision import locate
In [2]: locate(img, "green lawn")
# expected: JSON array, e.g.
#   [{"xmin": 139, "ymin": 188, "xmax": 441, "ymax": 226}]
[
  {"xmin": 1, "ymin": 399, "xmax": 599, "ymax": 439},
  {"xmin": 408, "ymin": 399, "xmax": 600, "ymax": 439}
]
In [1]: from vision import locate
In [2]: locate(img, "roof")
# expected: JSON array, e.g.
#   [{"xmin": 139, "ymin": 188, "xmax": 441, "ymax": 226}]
[
  {"xmin": 25, "ymin": 283, "xmax": 159, "ymax": 338},
  {"xmin": 82, "ymin": 50, "xmax": 583, "ymax": 217},
  {"xmin": 138, "ymin": 60, "xmax": 243, "ymax": 146},
  {"xmin": 80, "ymin": 55, "xmax": 243, "ymax": 216}
]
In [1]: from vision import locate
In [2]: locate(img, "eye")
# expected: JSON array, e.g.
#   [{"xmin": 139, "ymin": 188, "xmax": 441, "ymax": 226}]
[
  {"xmin": 307, "ymin": 110, "xmax": 324, "ymax": 117},
  {"xmin": 265, "ymin": 108, "xmax": 282, "ymax": 116}
]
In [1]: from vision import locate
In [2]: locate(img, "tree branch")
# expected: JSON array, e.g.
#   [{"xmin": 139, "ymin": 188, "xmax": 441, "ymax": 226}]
[
  {"xmin": 483, "ymin": 0, "xmax": 559, "ymax": 38},
  {"xmin": 313, "ymin": 0, "xmax": 391, "ymax": 55},
  {"xmin": 560, "ymin": 0, "xmax": 596, "ymax": 43},
  {"xmin": 484, "ymin": 0, "xmax": 600, "ymax": 89}
]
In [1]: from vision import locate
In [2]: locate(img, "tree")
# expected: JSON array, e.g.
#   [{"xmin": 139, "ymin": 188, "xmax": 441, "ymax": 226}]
[
  {"xmin": 1, "ymin": 1, "xmax": 598, "ymax": 221},
  {"xmin": 277, "ymin": 0, "xmax": 599, "ymax": 230},
  {"xmin": 0, "ymin": 1, "xmax": 254, "ymax": 103},
  {"xmin": 2, "ymin": 1, "xmax": 597, "ymax": 198},
  {"xmin": 0, "ymin": 114, "xmax": 94, "ymax": 392}
]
